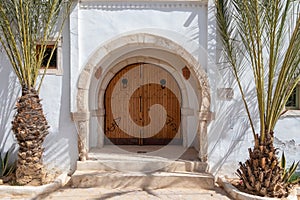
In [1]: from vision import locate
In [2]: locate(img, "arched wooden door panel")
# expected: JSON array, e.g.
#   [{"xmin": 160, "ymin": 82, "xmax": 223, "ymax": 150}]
[{"xmin": 104, "ymin": 63, "xmax": 182, "ymax": 145}]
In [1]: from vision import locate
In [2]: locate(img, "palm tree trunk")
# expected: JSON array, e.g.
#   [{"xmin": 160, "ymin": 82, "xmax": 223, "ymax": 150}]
[
  {"xmin": 236, "ymin": 131, "xmax": 288, "ymax": 197},
  {"xmin": 12, "ymin": 87, "xmax": 49, "ymax": 185}
]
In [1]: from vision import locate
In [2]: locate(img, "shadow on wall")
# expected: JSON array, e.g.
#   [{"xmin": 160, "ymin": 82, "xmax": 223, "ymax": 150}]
[
  {"xmin": 207, "ymin": 32, "xmax": 259, "ymax": 176},
  {"xmin": 41, "ymin": 73, "xmax": 78, "ymax": 174},
  {"xmin": 41, "ymin": 24, "xmax": 78, "ymax": 175},
  {"xmin": 208, "ymin": 82, "xmax": 259, "ymax": 175},
  {"xmin": 205, "ymin": 31, "xmax": 260, "ymax": 175},
  {"xmin": 0, "ymin": 50, "xmax": 20, "ymax": 153},
  {"xmin": 182, "ymin": 4, "xmax": 260, "ymax": 176}
]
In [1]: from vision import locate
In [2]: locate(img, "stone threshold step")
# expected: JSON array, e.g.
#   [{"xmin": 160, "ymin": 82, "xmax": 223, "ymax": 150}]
[
  {"xmin": 71, "ymin": 171, "xmax": 215, "ymax": 190},
  {"xmin": 77, "ymin": 160, "xmax": 208, "ymax": 173}
]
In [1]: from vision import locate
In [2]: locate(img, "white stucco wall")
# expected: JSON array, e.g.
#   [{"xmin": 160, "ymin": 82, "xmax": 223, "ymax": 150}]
[
  {"xmin": 39, "ymin": 20, "xmax": 78, "ymax": 173},
  {"xmin": 70, "ymin": 1, "xmax": 208, "ymax": 112},
  {"xmin": 0, "ymin": 0, "xmax": 299, "ymax": 176},
  {"xmin": 0, "ymin": 50, "xmax": 20, "ymax": 153}
]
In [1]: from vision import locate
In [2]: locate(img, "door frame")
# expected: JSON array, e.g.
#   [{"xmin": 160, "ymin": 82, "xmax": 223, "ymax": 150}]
[
  {"xmin": 97, "ymin": 58, "xmax": 188, "ymax": 147},
  {"xmin": 104, "ymin": 62, "xmax": 183, "ymax": 145}
]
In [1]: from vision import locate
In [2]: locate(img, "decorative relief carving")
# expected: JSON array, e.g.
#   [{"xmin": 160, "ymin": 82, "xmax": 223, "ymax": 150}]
[
  {"xmin": 94, "ymin": 66, "xmax": 102, "ymax": 79},
  {"xmin": 182, "ymin": 66, "xmax": 190, "ymax": 80},
  {"xmin": 199, "ymin": 111, "xmax": 214, "ymax": 121},
  {"xmin": 77, "ymin": 89, "xmax": 90, "ymax": 112},
  {"xmin": 217, "ymin": 88, "xmax": 234, "ymax": 100},
  {"xmin": 76, "ymin": 121, "xmax": 88, "ymax": 161},
  {"xmin": 71, "ymin": 112, "xmax": 90, "ymax": 121},
  {"xmin": 79, "ymin": 1, "xmax": 207, "ymax": 10},
  {"xmin": 78, "ymin": 69, "xmax": 91, "ymax": 89}
]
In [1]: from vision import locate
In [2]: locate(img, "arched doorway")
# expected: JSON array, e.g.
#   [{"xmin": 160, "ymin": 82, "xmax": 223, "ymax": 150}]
[
  {"xmin": 73, "ymin": 33, "xmax": 212, "ymax": 162},
  {"xmin": 104, "ymin": 63, "xmax": 182, "ymax": 145}
]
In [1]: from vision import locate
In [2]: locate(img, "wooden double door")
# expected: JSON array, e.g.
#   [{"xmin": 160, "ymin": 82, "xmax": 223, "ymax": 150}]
[{"xmin": 104, "ymin": 63, "xmax": 182, "ymax": 145}]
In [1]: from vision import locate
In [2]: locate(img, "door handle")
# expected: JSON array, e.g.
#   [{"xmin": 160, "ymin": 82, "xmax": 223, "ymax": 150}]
[{"xmin": 139, "ymin": 95, "xmax": 142, "ymax": 112}]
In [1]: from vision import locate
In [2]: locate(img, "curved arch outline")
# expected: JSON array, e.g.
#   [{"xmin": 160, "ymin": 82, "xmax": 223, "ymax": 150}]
[{"xmin": 74, "ymin": 33, "xmax": 211, "ymax": 161}]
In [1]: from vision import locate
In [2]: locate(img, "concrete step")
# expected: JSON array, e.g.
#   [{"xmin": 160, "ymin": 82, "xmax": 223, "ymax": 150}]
[
  {"xmin": 77, "ymin": 159, "xmax": 208, "ymax": 173},
  {"xmin": 81, "ymin": 149, "xmax": 208, "ymax": 173},
  {"xmin": 71, "ymin": 170, "xmax": 215, "ymax": 190}
]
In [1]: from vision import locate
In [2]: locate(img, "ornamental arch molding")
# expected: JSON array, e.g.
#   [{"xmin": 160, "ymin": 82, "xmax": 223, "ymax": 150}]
[{"xmin": 73, "ymin": 33, "xmax": 212, "ymax": 161}]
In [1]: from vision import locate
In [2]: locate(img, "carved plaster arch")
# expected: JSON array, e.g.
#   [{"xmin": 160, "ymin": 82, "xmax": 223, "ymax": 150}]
[{"xmin": 73, "ymin": 33, "xmax": 212, "ymax": 161}]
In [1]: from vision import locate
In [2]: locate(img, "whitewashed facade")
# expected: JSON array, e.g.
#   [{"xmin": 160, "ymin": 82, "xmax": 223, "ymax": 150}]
[{"xmin": 0, "ymin": 0, "xmax": 299, "ymax": 176}]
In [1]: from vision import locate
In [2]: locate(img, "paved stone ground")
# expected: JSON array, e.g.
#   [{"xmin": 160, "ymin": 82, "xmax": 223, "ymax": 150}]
[
  {"xmin": 0, "ymin": 186, "xmax": 233, "ymax": 200},
  {"xmin": 38, "ymin": 186, "xmax": 232, "ymax": 200}
]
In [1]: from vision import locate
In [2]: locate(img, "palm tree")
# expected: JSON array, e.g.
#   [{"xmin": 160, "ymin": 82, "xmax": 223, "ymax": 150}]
[
  {"xmin": 215, "ymin": 0, "xmax": 300, "ymax": 197},
  {"xmin": 0, "ymin": 0, "xmax": 71, "ymax": 185}
]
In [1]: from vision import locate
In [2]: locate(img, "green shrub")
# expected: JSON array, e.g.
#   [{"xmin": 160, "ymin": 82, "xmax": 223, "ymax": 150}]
[
  {"xmin": 0, "ymin": 144, "xmax": 16, "ymax": 179},
  {"xmin": 280, "ymin": 152, "xmax": 300, "ymax": 184},
  {"xmin": 288, "ymin": 172, "xmax": 300, "ymax": 184}
]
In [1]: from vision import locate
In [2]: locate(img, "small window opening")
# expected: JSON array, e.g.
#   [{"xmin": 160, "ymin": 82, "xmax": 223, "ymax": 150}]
[
  {"xmin": 286, "ymin": 85, "xmax": 299, "ymax": 110},
  {"xmin": 37, "ymin": 44, "xmax": 57, "ymax": 69}
]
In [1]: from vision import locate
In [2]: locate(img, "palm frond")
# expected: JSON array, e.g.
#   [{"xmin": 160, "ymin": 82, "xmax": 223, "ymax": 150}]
[
  {"xmin": 0, "ymin": 0, "xmax": 72, "ymax": 91},
  {"xmin": 215, "ymin": 0, "xmax": 256, "ymax": 138},
  {"xmin": 215, "ymin": 0, "xmax": 300, "ymax": 140}
]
